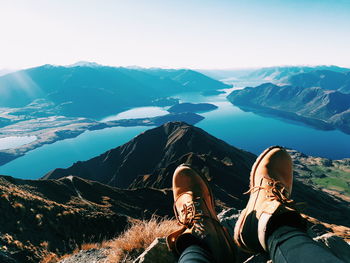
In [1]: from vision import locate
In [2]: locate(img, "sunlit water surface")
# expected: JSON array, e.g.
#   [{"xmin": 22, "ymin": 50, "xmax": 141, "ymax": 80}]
[{"xmin": 1, "ymin": 87, "xmax": 350, "ymax": 179}]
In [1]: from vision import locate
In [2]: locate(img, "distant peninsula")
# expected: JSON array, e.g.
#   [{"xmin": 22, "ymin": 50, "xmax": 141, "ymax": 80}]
[
  {"xmin": 0, "ymin": 112, "xmax": 204, "ymax": 166},
  {"xmin": 227, "ymin": 83, "xmax": 350, "ymax": 134},
  {"xmin": 167, "ymin": 102, "xmax": 218, "ymax": 113}
]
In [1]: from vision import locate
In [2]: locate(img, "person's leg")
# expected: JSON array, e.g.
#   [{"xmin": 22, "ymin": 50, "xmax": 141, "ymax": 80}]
[
  {"xmin": 166, "ymin": 164, "xmax": 236, "ymax": 263},
  {"xmin": 234, "ymin": 146, "xmax": 344, "ymax": 263},
  {"xmin": 178, "ymin": 245, "xmax": 214, "ymax": 263},
  {"xmin": 268, "ymin": 226, "xmax": 344, "ymax": 263}
]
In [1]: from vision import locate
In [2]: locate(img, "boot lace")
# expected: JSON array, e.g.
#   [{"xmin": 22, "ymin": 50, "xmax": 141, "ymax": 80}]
[
  {"xmin": 173, "ymin": 197, "xmax": 207, "ymax": 239},
  {"xmin": 244, "ymin": 178, "xmax": 295, "ymax": 205}
]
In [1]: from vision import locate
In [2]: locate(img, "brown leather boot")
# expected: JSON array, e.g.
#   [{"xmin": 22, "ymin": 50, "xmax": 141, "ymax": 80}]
[
  {"xmin": 234, "ymin": 146, "xmax": 305, "ymax": 254},
  {"xmin": 167, "ymin": 164, "xmax": 236, "ymax": 263}
]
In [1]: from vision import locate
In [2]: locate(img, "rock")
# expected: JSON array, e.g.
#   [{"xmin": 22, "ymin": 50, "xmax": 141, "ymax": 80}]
[
  {"xmin": 133, "ymin": 238, "xmax": 176, "ymax": 263},
  {"xmin": 59, "ymin": 248, "xmax": 107, "ymax": 263},
  {"xmin": 314, "ymin": 233, "xmax": 350, "ymax": 262},
  {"xmin": 218, "ymin": 208, "xmax": 240, "ymax": 236}
]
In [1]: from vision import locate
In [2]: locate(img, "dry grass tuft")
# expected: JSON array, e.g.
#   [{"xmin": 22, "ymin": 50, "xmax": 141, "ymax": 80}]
[
  {"xmin": 53, "ymin": 216, "xmax": 179, "ymax": 263},
  {"xmin": 40, "ymin": 253, "xmax": 61, "ymax": 263},
  {"xmin": 104, "ymin": 216, "xmax": 179, "ymax": 262}
]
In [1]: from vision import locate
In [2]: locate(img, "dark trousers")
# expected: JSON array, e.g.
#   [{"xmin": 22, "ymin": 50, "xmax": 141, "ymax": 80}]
[{"xmin": 178, "ymin": 226, "xmax": 343, "ymax": 263}]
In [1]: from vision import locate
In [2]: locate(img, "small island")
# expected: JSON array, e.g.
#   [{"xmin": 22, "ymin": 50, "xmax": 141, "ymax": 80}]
[{"xmin": 167, "ymin": 102, "xmax": 218, "ymax": 113}]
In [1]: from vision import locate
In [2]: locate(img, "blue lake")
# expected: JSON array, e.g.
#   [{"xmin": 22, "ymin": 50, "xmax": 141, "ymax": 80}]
[
  {"xmin": 175, "ymin": 90, "xmax": 350, "ymax": 159},
  {"xmin": 0, "ymin": 89, "xmax": 350, "ymax": 179},
  {"xmin": 0, "ymin": 126, "xmax": 150, "ymax": 179},
  {"xmin": 101, "ymin": 106, "xmax": 169, "ymax": 121}
]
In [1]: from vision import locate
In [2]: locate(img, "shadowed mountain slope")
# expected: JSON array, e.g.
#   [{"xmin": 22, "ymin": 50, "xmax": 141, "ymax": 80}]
[
  {"xmin": 0, "ymin": 175, "xmax": 173, "ymax": 263},
  {"xmin": 44, "ymin": 122, "xmax": 256, "ymax": 190}
]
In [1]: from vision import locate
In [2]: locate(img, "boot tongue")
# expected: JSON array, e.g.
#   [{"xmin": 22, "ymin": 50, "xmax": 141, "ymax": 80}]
[
  {"xmin": 175, "ymin": 192, "xmax": 196, "ymax": 224},
  {"xmin": 175, "ymin": 192, "xmax": 194, "ymax": 209}
]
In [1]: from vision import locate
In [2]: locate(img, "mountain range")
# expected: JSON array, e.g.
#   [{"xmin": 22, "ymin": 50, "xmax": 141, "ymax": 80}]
[
  {"xmin": 1, "ymin": 122, "xmax": 349, "ymax": 263},
  {"xmin": 0, "ymin": 65, "xmax": 229, "ymax": 119},
  {"xmin": 245, "ymin": 66, "xmax": 350, "ymax": 83},
  {"xmin": 288, "ymin": 70, "xmax": 350, "ymax": 94},
  {"xmin": 227, "ymin": 83, "xmax": 350, "ymax": 133},
  {"xmin": 198, "ymin": 66, "xmax": 350, "ymax": 83}
]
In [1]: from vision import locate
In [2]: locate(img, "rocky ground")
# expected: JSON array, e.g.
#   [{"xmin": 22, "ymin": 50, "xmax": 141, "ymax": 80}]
[{"xmin": 58, "ymin": 208, "xmax": 350, "ymax": 263}]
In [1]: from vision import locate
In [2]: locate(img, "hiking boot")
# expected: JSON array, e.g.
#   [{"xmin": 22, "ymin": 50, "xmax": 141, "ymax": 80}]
[
  {"xmin": 167, "ymin": 164, "xmax": 236, "ymax": 263},
  {"xmin": 234, "ymin": 146, "xmax": 305, "ymax": 253}
]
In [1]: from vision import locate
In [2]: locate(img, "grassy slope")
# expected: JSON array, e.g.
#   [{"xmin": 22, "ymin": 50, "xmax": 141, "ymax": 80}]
[{"xmin": 289, "ymin": 150, "xmax": 350, "ymax": 197}]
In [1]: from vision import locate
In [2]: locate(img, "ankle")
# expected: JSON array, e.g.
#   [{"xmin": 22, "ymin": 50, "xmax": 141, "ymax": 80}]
[
  {"xmin": 266, "ymin": 212, "xmax": 307, "ymax": 243},
  {"xmin": 176, "ymin": 233, "xmax": 210, "ymax": 254}
]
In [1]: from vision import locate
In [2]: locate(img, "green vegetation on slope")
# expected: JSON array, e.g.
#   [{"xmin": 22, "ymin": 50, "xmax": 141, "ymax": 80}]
[{"xmin": 290, "ymin": 150, "xmax": 350, "ymax": 196}]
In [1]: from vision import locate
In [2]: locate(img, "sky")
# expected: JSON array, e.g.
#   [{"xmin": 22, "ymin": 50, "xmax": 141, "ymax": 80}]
[{"xmin": 0, "ymin": 0, "xmax": 350, "ymax": 69}]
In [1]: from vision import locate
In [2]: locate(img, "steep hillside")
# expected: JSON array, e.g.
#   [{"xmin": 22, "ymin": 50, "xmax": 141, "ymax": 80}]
[
  {"xmin": 227, "ymin": 83, "xmax": 350, "ymax": 133},
  {"xmin": 0, "ymin": 175, "xmax": 173, "ymax": 263}
]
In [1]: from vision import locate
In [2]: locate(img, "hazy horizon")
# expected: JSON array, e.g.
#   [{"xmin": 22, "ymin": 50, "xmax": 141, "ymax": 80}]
[
  {"xmin": 1, "ymin": 61, "xmax": 349, "ymax": 72},
  {"xmin": 1, "ymin": 0, "xmax": 350, "ymax": 69}
]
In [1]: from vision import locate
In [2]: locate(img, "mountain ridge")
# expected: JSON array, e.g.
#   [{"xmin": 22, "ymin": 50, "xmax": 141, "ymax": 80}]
[{"xmin": 44, "ymin": 122, "xmax": 255, "ymax": 190}]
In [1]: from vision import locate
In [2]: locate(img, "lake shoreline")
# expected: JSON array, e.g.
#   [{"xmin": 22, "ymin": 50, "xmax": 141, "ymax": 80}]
[
  {"xmin": 0, "ymin": 112, "xmax": 204, "ymax": 166},
  {"xmin": 231, "ymin": 104, "xmax": 350, "ymax": 135}
]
